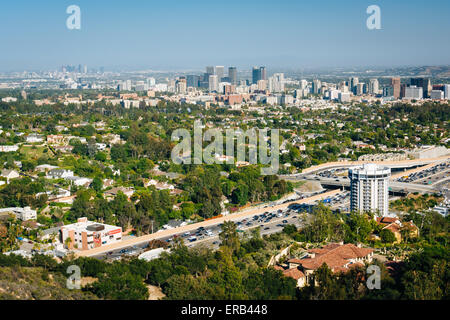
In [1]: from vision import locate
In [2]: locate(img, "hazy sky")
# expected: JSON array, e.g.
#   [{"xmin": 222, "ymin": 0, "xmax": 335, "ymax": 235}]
[{"xmin": 1, "ymin": 0, "xmax": 449, "ymax": 71}]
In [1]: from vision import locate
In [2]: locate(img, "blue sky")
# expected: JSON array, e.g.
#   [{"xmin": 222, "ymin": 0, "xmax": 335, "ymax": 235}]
[{"xmin": 0, "ymin": 0, "xmax": 449, "ymax": 71}]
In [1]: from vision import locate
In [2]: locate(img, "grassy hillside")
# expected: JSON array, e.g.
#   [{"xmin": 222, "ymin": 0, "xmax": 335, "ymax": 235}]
[{"xmin": 0, "ymin": 266, "xmax": 98, "ymax": 300}]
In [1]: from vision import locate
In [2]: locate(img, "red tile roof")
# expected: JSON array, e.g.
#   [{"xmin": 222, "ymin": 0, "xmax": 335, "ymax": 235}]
[
  {"xmin": 376, "ymin": 217, "xmax": 399, "ymax": 225},
  {"xmin": 293, "ymin": 243, "xmax": 373, "ymax": 272},
  {"xmin": 283, "ymin": 268, "xmax": 305, "ymax": 280},
  {"xmin": 273, "ymin": 265, "xmax": 284, "ymax": 271}
]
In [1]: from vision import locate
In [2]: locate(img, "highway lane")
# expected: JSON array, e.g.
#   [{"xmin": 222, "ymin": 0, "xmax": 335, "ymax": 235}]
[
  {"xmin": 296, "ymin": 156, "xmax": 450, "ymax": 175},
  {"xmin": 75, "ymin": 189, "xmax": 341, "ymax": 258},
  {"xmin": 286, "ymin": 175, "xmax": 437, "ymax": 194},
  {"xmin": 96, "ymin": 207, "xmax": 307, "ymax": 260}
]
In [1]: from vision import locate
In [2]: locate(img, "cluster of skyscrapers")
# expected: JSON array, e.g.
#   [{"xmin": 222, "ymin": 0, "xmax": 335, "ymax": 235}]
[{"xmin": 385, "ymin": 77, "xmax": 449, "ymax": 100}]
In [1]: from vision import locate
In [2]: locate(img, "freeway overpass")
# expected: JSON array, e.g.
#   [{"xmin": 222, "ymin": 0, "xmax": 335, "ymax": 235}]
[
  {"xmin": 287, "ymin": 155, "xmax": 450, "ymax": 175},
  {"xmin": 298, "ymin": 176, "xmax": 437, "ymax": 194}
]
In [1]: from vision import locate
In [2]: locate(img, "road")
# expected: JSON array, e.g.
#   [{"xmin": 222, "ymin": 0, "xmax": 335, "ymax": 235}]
[
  {"xmin": 282, "ymin": 155, "xmax": 450, "ymax": 175},
  {"xmin": 286, "ymin": 175, "xmax": 437, "ymax": 194},
  {"xmin": 75, "ymin": 189, "xmax": 341, "ymax": 258},
  {"xmin": 97, "ymin": 208, "xmax": 306, "ymax": 260}
]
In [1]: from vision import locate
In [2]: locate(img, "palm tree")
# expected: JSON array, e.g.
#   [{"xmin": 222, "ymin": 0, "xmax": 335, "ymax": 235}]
[
  {"xmin": 64, "ymin": 237, "xmax": 73, "ymax": 249},
  {"xmin": 219, "ymin": 221, "xmax": 240, "ymax": 252}
]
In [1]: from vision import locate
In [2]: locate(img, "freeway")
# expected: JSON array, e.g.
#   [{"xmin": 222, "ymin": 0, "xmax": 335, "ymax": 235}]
[
  {"xmin": 293, "ymin": 175, "xmax": 438, "ymax": 194},
  {"xmin": 98, "ymin": 208, "xmax": 306, "ymax": 260},
  {"xmin": 75, "ymin": 189, "xmax": 341, "ymax": 258},
  {"xmin": 283, "ymin": 155, "xmax": 450, "ymax": 176}
]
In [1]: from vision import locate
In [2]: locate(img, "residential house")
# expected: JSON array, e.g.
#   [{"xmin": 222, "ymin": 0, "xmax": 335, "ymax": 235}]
[
  {"xmin": 104, "ymin": 187, "xmax": 135, "ymax": 201},
  {"xmin": 1, "ymin": 169, "xmax": 20, "ymax": 183},
  {"xmin": 285, "ymin": 243, "xmax": 374, "ymax": 287},
  {"xmin": 376, "ymin": 217, "xmax": 419, "ymax": 243},
  {"xmin": 47, "ymin": 169, "xmax": 74, "ymax": 179},
  {"xmin": 26, "ymin": 134, "xmax": 45, "ymax": 143}
]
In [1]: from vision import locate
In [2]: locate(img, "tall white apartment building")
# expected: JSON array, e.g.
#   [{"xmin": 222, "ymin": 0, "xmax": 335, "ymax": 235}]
[
  {"xmin": 349, "ymin": 164, "xmax": 391, "ymax": 217},
  {"xmin": 299, "ymin": 79, "xmax": 308, "ymax": 90},
  {"xmin": 268, "ymin": 73, "xmax": 285, "ymax": 93}
]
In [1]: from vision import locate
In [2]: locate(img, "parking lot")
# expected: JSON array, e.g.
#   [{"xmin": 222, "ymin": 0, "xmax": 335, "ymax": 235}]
[{"xmin": 396, "ymin": 162, "xmax": 450, "ymax": 185}]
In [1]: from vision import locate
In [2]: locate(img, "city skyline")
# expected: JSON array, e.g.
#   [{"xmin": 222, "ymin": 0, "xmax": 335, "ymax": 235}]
[{"xmin": 1, "ymin": 0, "xmax": 450, "ymax": 71}]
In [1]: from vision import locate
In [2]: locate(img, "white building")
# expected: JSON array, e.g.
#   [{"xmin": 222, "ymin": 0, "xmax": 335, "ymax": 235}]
[
  {"xmin": 268, "ymin": 73, "xmax": 285, "ymax": 93},
  {"xmin": 65, "ymin": 176, "xmax": 92, "ymax": 187},
  {"xmin": 0, "ymin": 206, "xmax": 37, "ymax": 221},
  {"xmin": 369, "ymin": 79, "xmax": 379, "ymax": 95},
  {"xmin": 329, "ymin": 89, "xmax": 340, "ymax": 101},
  {"xmin": 349, "ymin": 164, "xmax": 391, "ymax": 217},
  {"xmin": 430, "ymin": 90, "xmax": 444, "ymax": 100},
  {"xmin": 404, "ymin": 86, "xmax": 423, "ymax": 100},
  {"xmin": 2, "ymin": 97, "xmax": 17, "ymax": 103},
  {"xmin": 0, "ymin": 145, "xmax": 19, "ymax": 152},
  {"xmin": 339, "ymin": 92, "xmax": 351, "ymax": 103},
  {"xmin": 1, "ymin": 169, "xmax": 20, "ymax": 182},
  {"xmin": 444, "ymin": 84, "xmax": 450, "ymax": 99},
  {"xmin": 61, "ymin": 217, "xmax": 122, "ymax": 251},
  {"xmin": 26, "ymin": 134, "xmax": 45, "ymax": 143},
  {"xmin": 47, "ymin": 169, "xmax": 74, "ymax": 179},
  {"xmin": 208, "ymin": 75, "xmax": 219, "ymax": 92}
]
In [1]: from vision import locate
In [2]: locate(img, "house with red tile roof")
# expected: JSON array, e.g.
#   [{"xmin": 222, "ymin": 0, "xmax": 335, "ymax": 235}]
[
  {"xmin": 376, "ymin": 217, "xmax": 419, "ymax": 243},
  {"xmin": 282, "ymin": 268, "xmax": 306, "ymax": 288},
  {"xmin": 285, "ymin": 243, "xmax": 374, "ymax": 285}
]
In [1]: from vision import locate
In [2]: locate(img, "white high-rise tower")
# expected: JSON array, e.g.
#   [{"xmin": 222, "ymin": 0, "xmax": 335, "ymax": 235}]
[{"xmin": 349, "ymin": 164, "xmax": 391, "ymax": 217}]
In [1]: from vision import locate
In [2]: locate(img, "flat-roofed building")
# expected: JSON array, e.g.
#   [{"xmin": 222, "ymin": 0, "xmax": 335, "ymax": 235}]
[{"xmin": 60, "ymin": 217, "xmax": 122, "ymax": 250}]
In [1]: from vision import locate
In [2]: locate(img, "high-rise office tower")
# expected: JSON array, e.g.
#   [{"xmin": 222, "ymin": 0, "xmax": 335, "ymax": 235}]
[
  {"xmin": 206, "ymin": 66, "xmax": 215, "ymax": 76},
  {"xmin": 444, "ymin": 84, "xmax": 450, "ymax": 99},
  {"xmin": 252, "ymin": 67, "xmax": 261, "ymax": 84},
  {"xmin": 186, "ymin": 75, "xmax": 200, "ymax": 88},
  {"xmin": 410, "ymin": 78, "xmax": 432, "ymax": 98},
  {"xmin": 404, "ymin": 86, "xmax": 423, "ymax": 100},
  {"xmin": 369, "ymin": 79, "xmax": 379, "ymax": 95},
  {"xmin": 356, "ymin": 83, "xmax": 365, "ymax": 96},
  {"xmin": 252, "ymin": 66, "xmax": 266, "ymax": 84},
  {"xmin": 349, "ymin": 164, "xmax": 391, "ymax": 217},
  {"xmin": 300, "ymin": 79, "xmax": 308, "ymax": 90},
  {"xmin": 312, "ymin": 79, "xmax": 321, "ymax": 94},
  {"xmin": 260, "ymin": 66, "xmax": 267, "ymax": 81},
  {"xmin": 390, "ymin": 77, "xmax": 401, "ymax": 99},
  {"xmin": 208, "ymin": 75, "xmax": 218, "ymax": 92},
  {"xmin": 215, "ymin": 66, "xmax": 224, "ymax": 81},
  {"xmin": 147, "ymin": 77, "xmax": 156, "ymax": 88},
  {"xmin": 176, "ymin": 79, "xmax": 187, "ymax": 94},
  {"xmin": 228, "ymin": 67, "xmax": 237, "ymax": 85},
  {"xmin": 350, "ymin": 77, "xmax": 359, "ymax": 94}
]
